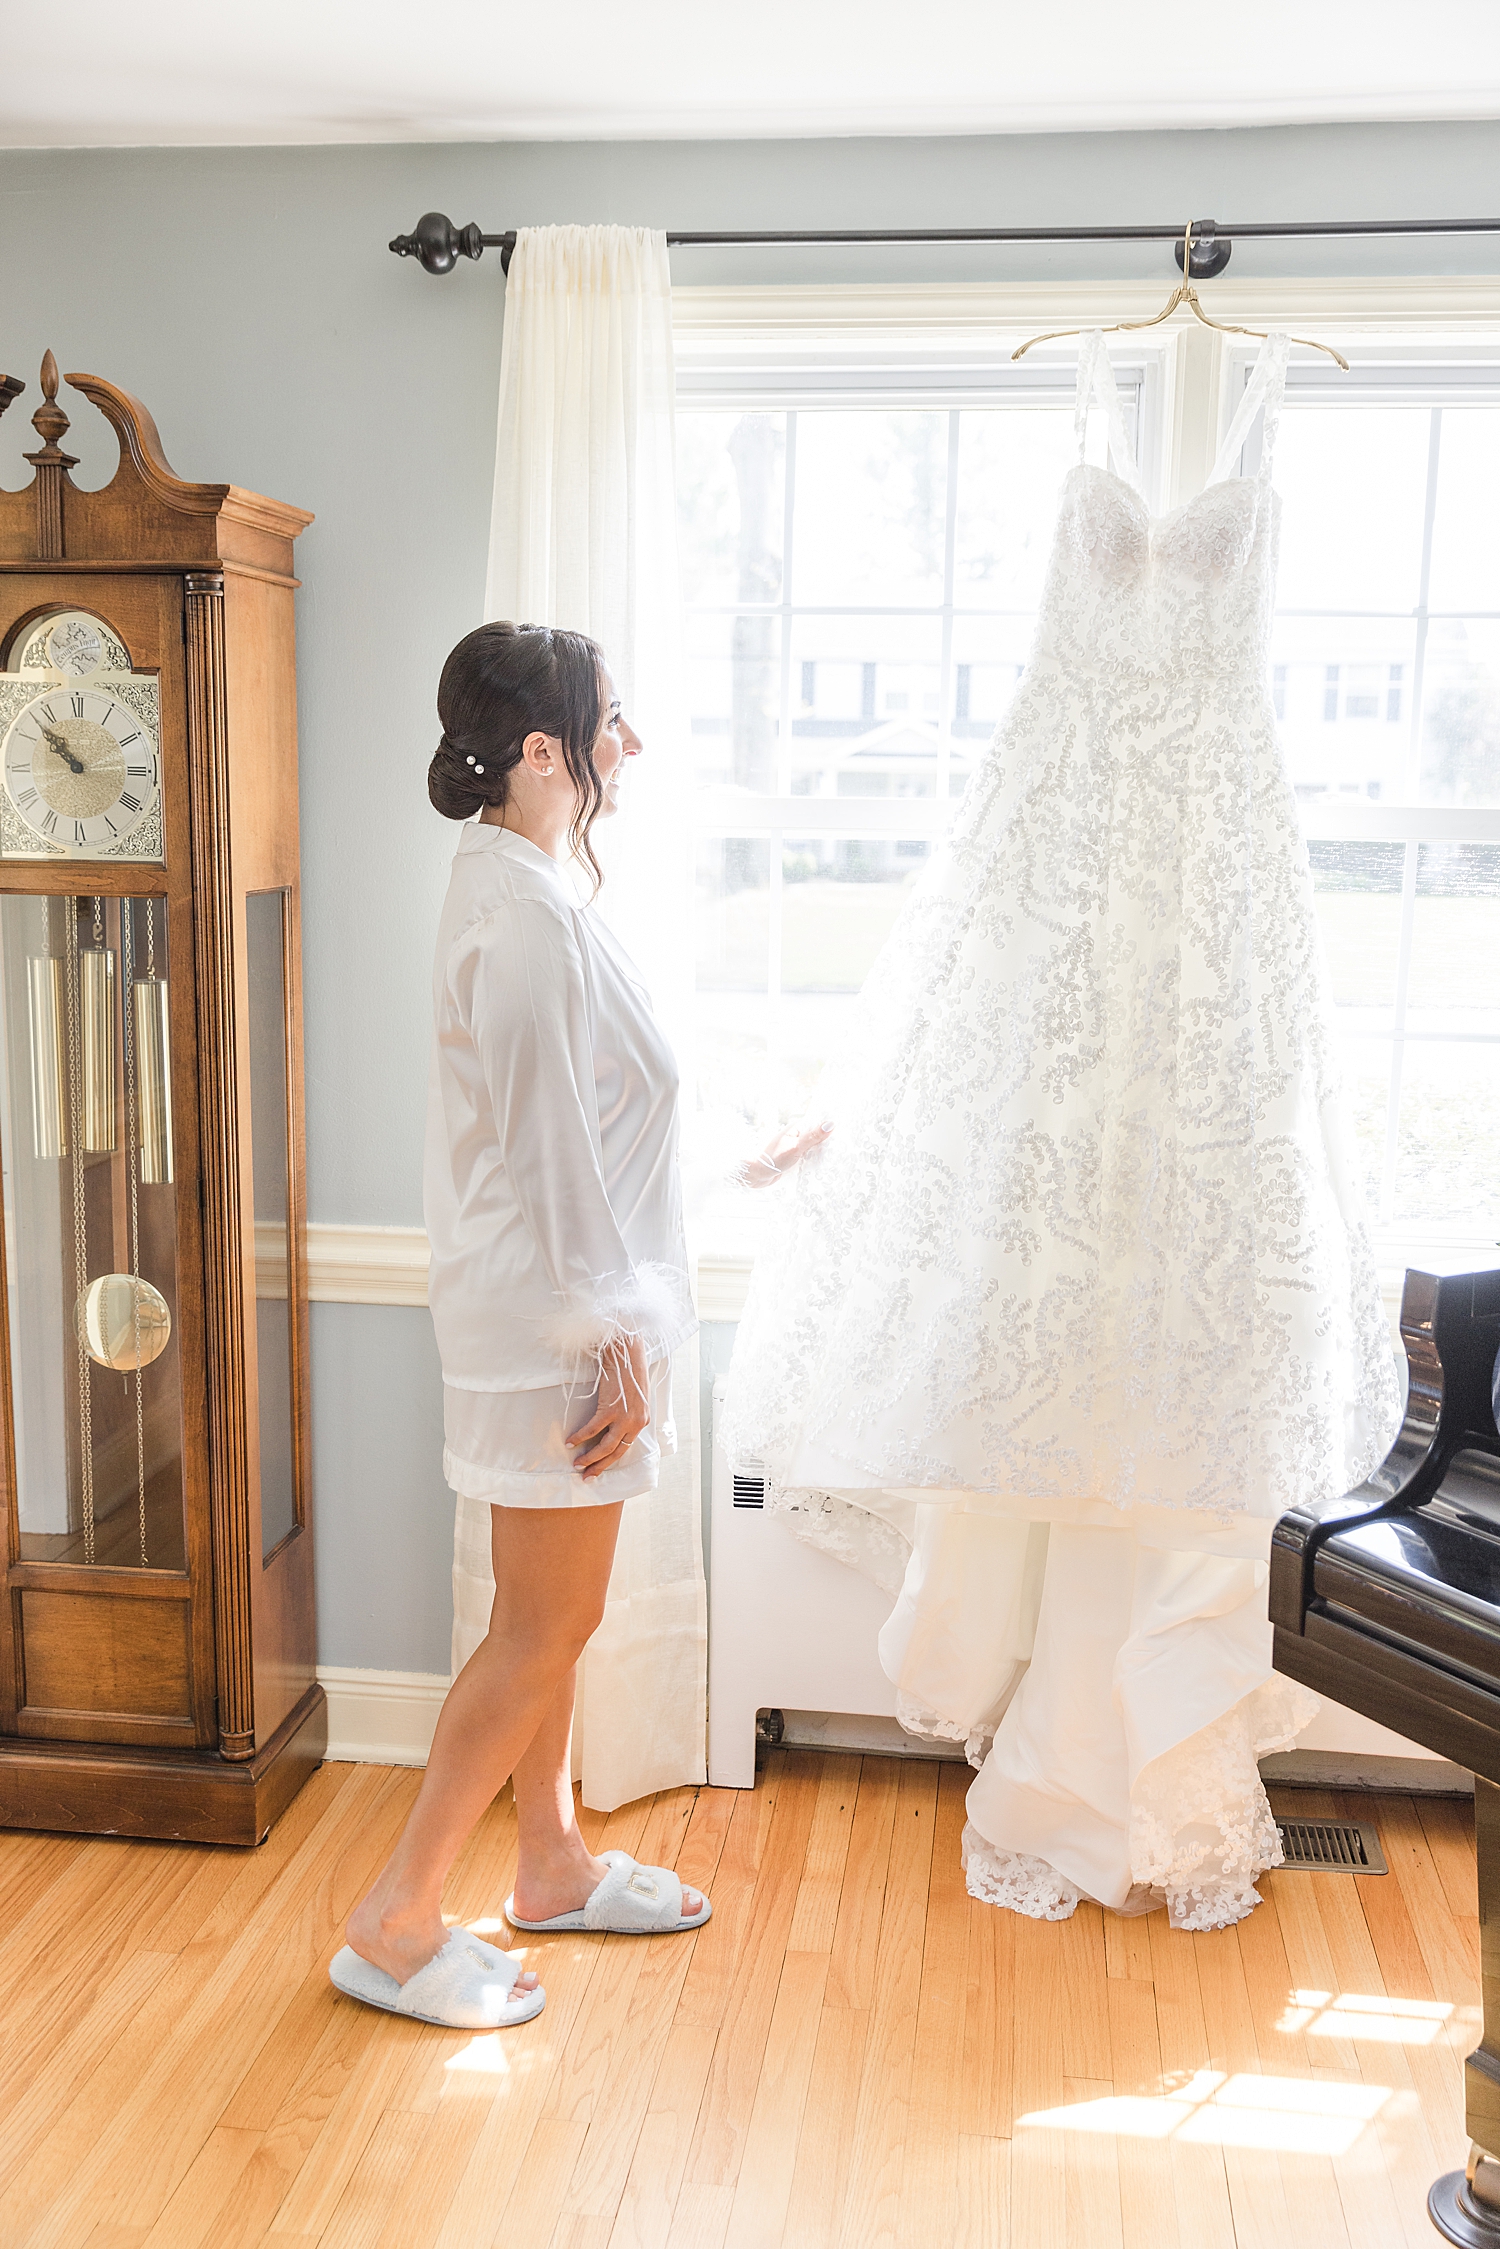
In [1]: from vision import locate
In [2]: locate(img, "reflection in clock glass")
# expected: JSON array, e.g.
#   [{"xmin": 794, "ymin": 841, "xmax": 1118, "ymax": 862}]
[
  {"xmin": 35, "ymin": 721, "xmax": 126, "ymax": 819},
  {"xmin": 46, "ymin": 621, "xmax": 102, "ymax": 677}
]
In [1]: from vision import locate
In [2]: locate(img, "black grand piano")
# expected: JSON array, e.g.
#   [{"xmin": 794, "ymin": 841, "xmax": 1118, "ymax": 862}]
[{"xmin": 1273, "ymin": 1265, "xmax": 1500, "ymax": 2247}]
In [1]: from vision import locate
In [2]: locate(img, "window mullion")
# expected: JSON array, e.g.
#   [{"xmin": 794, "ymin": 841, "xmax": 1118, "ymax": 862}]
[
  {"xmin": 1381, "ymin": 839, "xmax": 1420, "ymax": 1227},
  {"xmin": 938, "ymin": 409, "xmax": 960, "ymax": 808},
  {"xmin": 1404, "ymin": 406, "xmax": 1443, "ymax": 802}
]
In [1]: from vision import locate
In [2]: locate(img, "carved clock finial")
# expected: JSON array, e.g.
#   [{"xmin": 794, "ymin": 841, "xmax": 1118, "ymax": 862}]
[
  {"xmin": 0, "ymin": 372, "xmax": 23, "ymax": 421},
  {"xmin": 22, "ymin": 348, "xmax": 78, "ymax": 561}
]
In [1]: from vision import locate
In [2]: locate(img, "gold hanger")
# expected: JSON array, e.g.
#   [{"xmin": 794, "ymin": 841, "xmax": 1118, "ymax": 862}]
[{"xmin": 1011, "ymin": 221, "xmax": 1350, "ymax": 370}]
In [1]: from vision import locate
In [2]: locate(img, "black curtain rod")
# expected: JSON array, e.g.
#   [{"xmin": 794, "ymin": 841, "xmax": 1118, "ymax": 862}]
[{"xmin": 389, "ymin": 210, "xmax": 1500, "ymax": 278}]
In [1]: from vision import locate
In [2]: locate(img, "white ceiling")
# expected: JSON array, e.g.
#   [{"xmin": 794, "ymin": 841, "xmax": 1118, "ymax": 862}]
[{"xmin": 3, "ymin": 0, "xmax": 1498, "ymax": 146}]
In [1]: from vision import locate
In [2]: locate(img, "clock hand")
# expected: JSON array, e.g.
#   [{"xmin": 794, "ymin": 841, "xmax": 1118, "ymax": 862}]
[{"xmin": 38, "ymin": 725, "xmax": 86, "ymax": 776}]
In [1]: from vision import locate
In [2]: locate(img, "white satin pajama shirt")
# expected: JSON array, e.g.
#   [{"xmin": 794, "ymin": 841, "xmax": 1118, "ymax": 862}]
[{"xmin": 424, "ymin": 824, "xmax": 696, "ymax": 1507}]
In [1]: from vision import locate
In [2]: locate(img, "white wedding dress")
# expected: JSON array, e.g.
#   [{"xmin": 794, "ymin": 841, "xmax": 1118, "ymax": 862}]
[{"xmin": 722, "ymin": 332, "xmax": 1402, "ymax": 1931}]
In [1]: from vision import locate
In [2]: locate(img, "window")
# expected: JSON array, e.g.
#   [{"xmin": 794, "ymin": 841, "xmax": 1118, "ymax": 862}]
[
  {"xmin": 1246, "ymin": 351, "xmax": 1500, "ymax": 1250},
  {"xmin": 677, "ymin": 311, "xmax": 1500, "ymax": 1273},
  {"xmin": 677, "ymin": 353, "xmax": 1149, "ymax": 1250}
]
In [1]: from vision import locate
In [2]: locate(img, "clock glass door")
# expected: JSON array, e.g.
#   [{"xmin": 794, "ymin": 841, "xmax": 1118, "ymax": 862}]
[{"xmin": 0, "ymin": 892, "xmax": 186, "ymax": 1568}]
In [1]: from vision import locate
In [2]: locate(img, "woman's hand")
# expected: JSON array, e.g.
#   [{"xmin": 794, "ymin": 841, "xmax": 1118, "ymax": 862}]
[
  {"xmin": 740, "ymin": 1118, "xmax": 833, "ymax": 1190},
  {"xmin": 567, "ymin": 1333, "xmax": 651, "ymax": 1481}
]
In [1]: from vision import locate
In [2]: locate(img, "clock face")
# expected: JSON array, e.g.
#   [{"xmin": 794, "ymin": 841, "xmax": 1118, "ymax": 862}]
[
  {"xmin": 0, "ymin": 608, "xmax": 163, "ymax": 863},
  {"xmin": 3, "ymin": 686, "xmax": 162, "ymax": 857}
]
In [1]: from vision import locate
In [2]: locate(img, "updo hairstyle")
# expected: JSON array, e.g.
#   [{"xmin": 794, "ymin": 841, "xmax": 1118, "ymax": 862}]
[{"xmin": 428, "ymin": 621, "xmax": 609, "ymax": 883}]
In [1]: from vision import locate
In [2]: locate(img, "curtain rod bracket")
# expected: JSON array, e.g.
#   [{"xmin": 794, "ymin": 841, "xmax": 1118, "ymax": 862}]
[{"xmin": 1175, "ymin": 220, "xmax": 1232, "ymax": 279}]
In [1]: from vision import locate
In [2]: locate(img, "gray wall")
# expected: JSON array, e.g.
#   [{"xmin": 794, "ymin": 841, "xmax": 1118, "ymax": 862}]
[{"xmin": 2, "ymin": 124, "xmax": 1496, "ymax": 1672}]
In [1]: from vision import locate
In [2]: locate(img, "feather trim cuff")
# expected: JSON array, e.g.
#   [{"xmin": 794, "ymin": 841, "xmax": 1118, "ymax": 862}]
[{"xmin": 537, "ymin": 1261, "xmax": 695, "ymax": 1377}]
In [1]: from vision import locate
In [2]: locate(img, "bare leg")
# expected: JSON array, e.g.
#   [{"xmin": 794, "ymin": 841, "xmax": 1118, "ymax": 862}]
[
  {"xmin": 345, "ymin": 1499, "xmax": 624, "ymax": 1986},
  {"xmin": 509, "ymin": 1667, "xmax": 704, "ymax": 1922}
]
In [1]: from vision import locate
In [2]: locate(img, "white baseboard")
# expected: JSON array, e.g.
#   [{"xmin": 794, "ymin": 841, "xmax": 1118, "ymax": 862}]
[
  {"xmin": 318, "ymin": 1664, "xmax": 448, "ymax": 1767},
  {"xmin": 316, "ymin": 1666, "xmax": 1473, "ymax": 1797}
]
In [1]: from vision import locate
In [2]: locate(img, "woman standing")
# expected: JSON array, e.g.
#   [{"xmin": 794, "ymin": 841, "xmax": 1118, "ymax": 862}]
[{"xmin": 330, "ymin": 621, "xmax": 705, "ymax": 2030}]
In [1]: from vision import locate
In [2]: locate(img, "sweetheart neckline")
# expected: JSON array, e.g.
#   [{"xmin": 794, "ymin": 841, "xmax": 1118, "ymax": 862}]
[{"xmin": 1068, "ymin": 461, "xmax": 1276, "ymax": 530}]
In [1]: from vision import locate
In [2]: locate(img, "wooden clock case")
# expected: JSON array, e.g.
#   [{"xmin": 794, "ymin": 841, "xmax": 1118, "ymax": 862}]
[{"xmin": 0, "ymin": 356, "xmax": 325, "ymax": 1844}]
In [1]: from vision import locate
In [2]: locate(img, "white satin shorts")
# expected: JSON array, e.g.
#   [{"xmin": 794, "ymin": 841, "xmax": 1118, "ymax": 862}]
[{"xmin": 442, "ymin": 1357, "xmax": 675, "ymax": 1509}]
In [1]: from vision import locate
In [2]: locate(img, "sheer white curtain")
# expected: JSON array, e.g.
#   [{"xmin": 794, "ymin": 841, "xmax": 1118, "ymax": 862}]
[{"xmin": 453, "ymin": 223, "xmax": 706, "ymax": 1813}]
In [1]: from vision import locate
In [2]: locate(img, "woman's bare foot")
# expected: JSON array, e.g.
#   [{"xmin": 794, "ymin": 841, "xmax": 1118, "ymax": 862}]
[{"xmin": 347, "ymin": 1878, "xmax": 541, "ymax": 1995}]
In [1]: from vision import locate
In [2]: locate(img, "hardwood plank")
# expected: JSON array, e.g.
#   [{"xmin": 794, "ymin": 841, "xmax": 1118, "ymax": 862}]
[
  {"xmin": 1413, "ymin": 1797, "xmax": 1478, "ymax": 1925},
  {"xmin": 723, "ymin": 1952, "xmax": 828, "ymax": 2249},
  {"xmin": 895, "ymin": 1762, "xmax": 970, "ymax": 2246},
  {"xmin": 680, "ymin": 1756, "xmax": 822, "ymax": 2198},
  {"xmin": 1059, "ymin": 1903, "xmax": 1111, "ymax": 2081},
  {"xmin": 1062, "ymin": 2073, "xmax": 1125, "ymax": 2249},
  {"xmin": 1005, "ymin": 1910, "xmax": 1070, "ymax": 2249},
  {"xmin": 786, "ymin": 1754, "xmax": 862, "ymax": 1957},
  {"xmin": 956, "ymin": 1834, "xmax": 1013, "ymax": 2141},
  {"xmin": 317, "ymin": 2105, "xmax": 431, "ymax": 2249},
  {"xmin": 780, "ymin": 2007, "xmax": 870, "ymax": 2249},
  {"xmin": 1379, "ymin": 1797, "xmax": 1481, "ymax": 1992},
  {"xmin": 824, "ymin": 1759, "xmax": 899, "ymax": 2014},
  {"xmin": 836, "ymin": 1759, "xmax": 938, "ymax": 2248},
  {"xmin": 1146, "ymin": 1911, "xmax": 1236, "ymax": 2249},
  {"xmin": 954, "ymin": 2134, "xmax": 1009, "ymax": 2249},
  {"xmin": 1106, "ymin": 1974, "xmax": 1180, "ymax": 2249},
  {"xmin": 607, "ymin": 2021, "xmax": 718, "ymax": 2249},
  {"xmin": 1103, "ymin": 1909, "xmax": 1154, "ymax": 1984},
  {"xmin": 558, "ymin": 1917, "xmax": 718, "ymax": 2232},
  {"xmin": 137, "ymin": 2126, "xmax": 261, "ymax": 2249},
  {"xmin": 1191, "ymin": 1927, "xmax": 1293, "ymax": 2249}
]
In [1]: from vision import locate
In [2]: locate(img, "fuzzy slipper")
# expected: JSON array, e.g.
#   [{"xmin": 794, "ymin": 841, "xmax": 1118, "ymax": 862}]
[
  {"xmin": 328, "ymin": 1925, "xmax": 545, "ymax": 2028},
  {"xmin": 505, "ymin": 1850, "xmax": 713, "ymax": 1935}
]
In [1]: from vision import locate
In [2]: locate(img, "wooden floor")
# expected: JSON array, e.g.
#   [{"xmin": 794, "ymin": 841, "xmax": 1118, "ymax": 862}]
[{"xmin": 0, "ymin": 1754, "xmax": 1480, "ymax": 2248}]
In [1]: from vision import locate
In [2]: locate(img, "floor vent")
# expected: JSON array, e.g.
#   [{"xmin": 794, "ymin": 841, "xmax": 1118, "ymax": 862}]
[
  {"xmin": 1276, "ymin": 1818, "xmax": 1388, "ymax": 1875},
  {"xmin": 732, "ymin": 1471, "xmax": 766, "ymax": 1509}
]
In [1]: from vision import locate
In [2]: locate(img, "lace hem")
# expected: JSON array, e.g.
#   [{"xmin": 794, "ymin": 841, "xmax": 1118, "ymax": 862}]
[
  {"xmin": 960, "ymin": 1673, "xmax": 1319, "ymax": 1933},
  {"xmin": 895, "ymin": 1690, "xmax": 995, "ymax": 1770},
  {"xmin": 770, "ymin": 1487, "xmax": 912, "ymax": 1598},
  {"xmin": 960, "ymin": 1826, "xmax": 1081, "ymax": 1921},
  {"xmin": 1129, "ymin": 1672, "xmax": 1319, "ymax": 1930}
]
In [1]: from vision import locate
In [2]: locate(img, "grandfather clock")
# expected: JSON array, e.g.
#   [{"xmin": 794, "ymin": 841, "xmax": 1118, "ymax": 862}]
[{"xmin": 0, "ymin": 353, "xmax": 324, "ymax": 1844}]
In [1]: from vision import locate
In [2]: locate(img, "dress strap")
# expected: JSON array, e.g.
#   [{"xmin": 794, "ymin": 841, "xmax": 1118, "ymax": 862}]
[
  {"xmin": 1207, "ymin": 331, "xmax": 1290, "ymax": 486},
  {"xmin": 1074, "ymin": 331, "xmax": 1146, "ymax": 500}
]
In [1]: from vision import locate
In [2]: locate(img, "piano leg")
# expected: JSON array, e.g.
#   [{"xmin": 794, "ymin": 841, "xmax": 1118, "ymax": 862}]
[{"xmin": 1431, "ymin": 1779, "xmax": 1500, "ymax": 2244}]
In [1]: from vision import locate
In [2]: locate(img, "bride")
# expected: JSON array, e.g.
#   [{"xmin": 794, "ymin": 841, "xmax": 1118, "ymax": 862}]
[{"xmin": 721, "ymin": 331, "xmax": 1400, "ymax": 1932}]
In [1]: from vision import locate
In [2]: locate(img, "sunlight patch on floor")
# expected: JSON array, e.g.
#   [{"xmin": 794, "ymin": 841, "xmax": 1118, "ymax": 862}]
[
  {"xmin": 1019, "ymin": 2069, "xmax": 1392, "ymax": 2156},
  {"xmin": 445, "ymin": 2033, "xmax": 514, "ymax": 2076},
  {"xmin": 1277, "ymin": 1989, "xmax": 1455, "ymax": 2045}
]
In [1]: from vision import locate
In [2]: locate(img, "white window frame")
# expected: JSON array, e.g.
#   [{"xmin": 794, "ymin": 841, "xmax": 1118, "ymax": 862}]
[{"xmin": 676, "ymin": 279, "xmax": 1500, "ymax": 1315}]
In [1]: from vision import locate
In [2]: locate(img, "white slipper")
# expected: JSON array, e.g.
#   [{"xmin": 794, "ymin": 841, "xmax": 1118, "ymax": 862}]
[
  {"xmin": 328, "ymin": 1925, "xmax": 545, "ymax": 2028},
  {"xmin": 505, "ymin": 1850, "xmax": 713, "ymax": 1935}
]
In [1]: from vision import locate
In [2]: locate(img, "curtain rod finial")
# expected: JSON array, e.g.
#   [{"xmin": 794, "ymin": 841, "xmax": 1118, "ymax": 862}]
[{"xmin": 389, "ymin": 212, "xmax": 487, "ymax": 276}]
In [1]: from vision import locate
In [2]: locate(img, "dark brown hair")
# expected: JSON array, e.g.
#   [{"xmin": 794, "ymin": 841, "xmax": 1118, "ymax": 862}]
[{"xmin": 428, "ymin": 621, "xmax": 611, "ymax": 884}]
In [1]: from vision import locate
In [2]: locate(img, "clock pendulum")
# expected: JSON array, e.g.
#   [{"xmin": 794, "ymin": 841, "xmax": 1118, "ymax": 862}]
[{"xmin": 33, "ymin": 895, "xmax": 172, "ymax": 1566}]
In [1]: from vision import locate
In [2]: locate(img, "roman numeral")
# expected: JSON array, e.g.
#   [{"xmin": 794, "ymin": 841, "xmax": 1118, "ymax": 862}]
[
  {"xmin": 40, "ymin": 811, "xmax": 57, "ymax": 835},
  {"xmin": 127, "ymin": 765, "xmax": 149, "ymax": 779},
  {"xmin": 71, "ymin": 694, "xmax": 84, "ymax": 716},
  {"xmin": 120, "ymin": 792, "xmax": 142, "ymax": 814},
  {"xmin": 38, "ymin": 703, "xmax": 56, "ymax": 723},
  {"xmin": 119, "ymin": 731, "xmax": 141, "ymax": 746},
  {"xmin": 104, "ymin": 817, "xmax": 118, "ymax": 835},
  {"xmin": 73, "ymin": 821, "xmax": 85, "ymax": 844},
  {"xmin": 16, "ymin": 787, "xmax": 37, "ymax": 808},
  {"xmin": 102, "ymin": 704, "xmax": 116, "ymax": 726}
]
